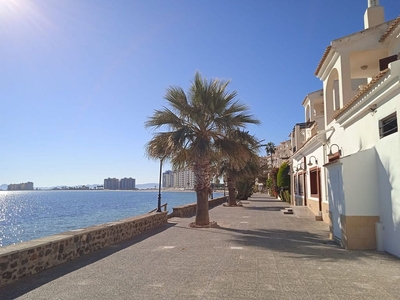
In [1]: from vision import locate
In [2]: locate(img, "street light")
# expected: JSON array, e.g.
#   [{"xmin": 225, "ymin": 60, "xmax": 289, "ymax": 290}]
[
  {"xmin": 223, "ymin": 176, "xmax": 227, "ymax": 196},
  {"xmin": 157, "ymin": 158, "xmax": 164, "ymax": 212}
]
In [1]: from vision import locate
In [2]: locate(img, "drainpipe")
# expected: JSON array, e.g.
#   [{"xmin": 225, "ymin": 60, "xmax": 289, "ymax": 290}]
[
  {"xmin": 318, "ymin": 167, "xmax": 322, "ymax": 212},
  {"xmin": 303, "ymin": 156, "xmax": 307, "ymax": 207},
  {"xmin": 320, "ymin": 126, "xmax": 334, "ymax": 205}
]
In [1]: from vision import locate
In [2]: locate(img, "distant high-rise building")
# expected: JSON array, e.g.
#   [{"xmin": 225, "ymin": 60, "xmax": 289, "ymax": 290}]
[
  {"xmin": 7, "ymin": 182, "xmax": 34, "ymax": 191},
  {"xmin": 104, "ymin": 177, "xmax": 136, "ymax": 190},
  {"xmin": 104, "ymin": 178, "xmax": 119, "ymax": 190},
  {"xmin": 120, "ymin": 177, "xmax": 136, "ymax": 190},
  {"xmin": 162, "ymin": 170, "xmax": 174, "ymax": 188},
  {"xmin": 170, "ymin": 168, "xmax": 195, "ymax": 189}
]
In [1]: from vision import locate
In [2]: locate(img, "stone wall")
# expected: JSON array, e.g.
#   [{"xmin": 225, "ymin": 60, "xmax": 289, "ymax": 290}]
[
  {"xmin": 0, "ymin": 212, "xmax": 167, "ymax": 287},
  {"xmin": 169, "ymin": 196, "xmax": 228, "ymax": 218}
]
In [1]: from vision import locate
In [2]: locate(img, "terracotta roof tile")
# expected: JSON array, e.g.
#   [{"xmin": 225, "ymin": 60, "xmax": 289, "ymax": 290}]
[
  {"xmin": 333, "ymin": 68, "xmax": 390, "ymax": 119},
  {"xmin": 379, "ymin": 16, "xmax": 400, "ymax": 42},
  {"xmin": 314, "ymin": 46, "xmax": 332, "ymax": 76}
]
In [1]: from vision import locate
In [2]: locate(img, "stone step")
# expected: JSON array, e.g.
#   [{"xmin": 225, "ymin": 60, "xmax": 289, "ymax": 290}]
[
  {"xmin": 281, "ymin": 208, "xmax": 294, "ymax": 215},
  {"xmin": 315, "ymin": 215, "xmax": 323, "ymax": 221}
]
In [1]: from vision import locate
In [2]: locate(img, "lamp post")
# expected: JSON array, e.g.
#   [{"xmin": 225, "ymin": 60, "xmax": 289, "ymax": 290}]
[
  {"xmin": 223, "ymin": 175, "xmax": 227, "ymax": 196},
  {"xmin": 157, "ymin": 158, "xmax": 163, "ymax": 212}
]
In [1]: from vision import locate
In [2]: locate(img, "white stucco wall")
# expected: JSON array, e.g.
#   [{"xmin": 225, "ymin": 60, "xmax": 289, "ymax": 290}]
[
  {"xmin": 374, "ymin": 97, "xmax": 400, "ymax": 256},
  {"xmin": 340, "ymin": 149, "xmax": 380, "ymax": 216},
  {"xmin": 327, "ymin": 61, "xmax": 400, "ymax": 256}
]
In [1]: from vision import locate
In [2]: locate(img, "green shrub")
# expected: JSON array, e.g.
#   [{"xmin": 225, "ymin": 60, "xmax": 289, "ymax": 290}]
[
  {"xmin": 284, "ymin": 190, "xmax": 291, "ymax": 203},
  {"xmin": 277, "ymin": 162, "xmax": 290, "ymax": 188}
]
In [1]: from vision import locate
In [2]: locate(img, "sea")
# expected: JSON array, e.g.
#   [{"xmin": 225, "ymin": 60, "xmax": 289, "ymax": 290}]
[{"xmin": 0, "ymin": 190, "xmax": 222, "ymax": 247}]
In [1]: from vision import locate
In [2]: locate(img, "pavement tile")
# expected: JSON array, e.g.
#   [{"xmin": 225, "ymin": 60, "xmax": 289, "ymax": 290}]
[
  {"xmin": 310, "ymin": 294, "xmax": 339, "ymax": 300},
  {"xmin": 229, "ymin": 288, "xmax": 259, "ymax": 299},
  {"xmin": 281, "ymin": 283, "xmax": 308, "ymax": 293},
  {"xmin": 257, "ymin": 273, "xmax": 280, "ymax": 282},
  {"xmin": 2, "ymin": 193, "xmax": 400, "ymax": 300},
  {"xmin": 257, "ymin": 282, "xmax": 282, "ymax": 292},
  {"xmin": 257, "ymin": 291, "xmax": 291, "ymax": 299}
]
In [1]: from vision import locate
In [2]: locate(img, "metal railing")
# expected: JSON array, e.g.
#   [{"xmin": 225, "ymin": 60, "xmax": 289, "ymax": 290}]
[{"xmin": 148, "ymin": 203, "xmax": 168, "ymax": 213}]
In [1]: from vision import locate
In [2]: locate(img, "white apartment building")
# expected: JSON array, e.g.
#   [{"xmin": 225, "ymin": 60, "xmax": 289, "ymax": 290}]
[
  {"xmin": 162, "ymin": 170, "xmax": 174, "ymax": 188},
  {"xmin": 289, "ymin": 0, "xmax": 400, "ymax": 255},
  {"xmin": 120, "ymin": 177, "xmax": 136, "ymax": 190},
  {"xmin": 163, "ymin": 168, "xmax": 195, "ymax": 189}
]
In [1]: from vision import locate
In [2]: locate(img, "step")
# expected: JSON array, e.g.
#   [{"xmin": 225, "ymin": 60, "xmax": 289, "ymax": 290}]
[
  {"xmin": 315, "ymin": 215, "xmax": 323, "ymax": 221},
  {"xmin": 281, "ymin": 208, "xmax": 293, "ymax": 212}
]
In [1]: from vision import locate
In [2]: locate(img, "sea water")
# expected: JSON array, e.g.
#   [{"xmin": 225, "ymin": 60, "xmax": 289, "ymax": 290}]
[{"xmin": 0, "ymin": 190, "xmax": 221, "ymax": 247}]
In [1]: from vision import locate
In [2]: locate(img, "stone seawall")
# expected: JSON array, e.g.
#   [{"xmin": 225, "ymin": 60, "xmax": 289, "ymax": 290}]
[
  {"xmin": 169, "ymin": 196, "xmax": 228, "ymax": 218},
  {"xmin": 0, "ymin": 212, "xmax": 167, "ymax": 287}
]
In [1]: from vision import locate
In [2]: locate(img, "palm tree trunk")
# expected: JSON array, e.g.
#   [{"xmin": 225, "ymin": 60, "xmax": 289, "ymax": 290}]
[
  {"xmin": 227, "ymin": 176, "xmax": 237, "ymax": 206},
  {"xmin": 195, "ymin": 189, "xmax": 210, "ymax": 225},
  {"xmin": 193, "ymin": 160, "xmax": 211, "ymax": 226}
]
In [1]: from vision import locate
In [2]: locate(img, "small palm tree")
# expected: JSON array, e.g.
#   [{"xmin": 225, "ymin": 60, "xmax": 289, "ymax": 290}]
[
  {"xmin": 265, "ymin": 142, "xmax": 276, "ymax": 168},
  {"xmin": 218, "ymin": 131, "xmax": 260, "ymax": 206},
  {"xmin": 237, "ymin": 152, "xmax": 263, "ymax": 199},
  {"xmin": 145, "ymin": 72, "xmax": 260, "ymax": 226}
]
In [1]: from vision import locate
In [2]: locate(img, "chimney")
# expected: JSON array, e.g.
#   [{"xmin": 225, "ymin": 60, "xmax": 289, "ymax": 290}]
[{"xmin": 364, "ymin": 0, "xmax": 385, "ymax": 29}]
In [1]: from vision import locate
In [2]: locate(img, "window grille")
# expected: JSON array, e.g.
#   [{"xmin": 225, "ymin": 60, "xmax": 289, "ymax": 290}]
[{"xmin": 379, "ymin": 112, "xmax": 398, "ymax": 138}]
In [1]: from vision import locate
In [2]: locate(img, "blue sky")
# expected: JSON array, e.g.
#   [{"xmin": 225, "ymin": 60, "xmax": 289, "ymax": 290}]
[{"xmin": 1, "ymin": 0, "xmax": 399, "ymax": 187}]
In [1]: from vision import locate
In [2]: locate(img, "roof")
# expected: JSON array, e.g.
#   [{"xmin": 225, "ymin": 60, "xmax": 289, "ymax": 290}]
[
  {"xmin": 332, "ymin": 68, "xmax": 390, "ymax": 119},
  {"xmin": 292, "ymin": 121, "xmax": 315, "ymax": 132},
  {"xmin": 379, "ymin": 15, "xmax": 400, "ymax": 42},
  {"xmin": 314, "ymin": 46, "xmax": 332, "ymax": 76},
  {"xmin": 315, "ymin": 16, "xmax": 399, "ymax": 77},
  {"xmin": 301, "ymin": 89, "xmax": 324, "ymax": 106}
]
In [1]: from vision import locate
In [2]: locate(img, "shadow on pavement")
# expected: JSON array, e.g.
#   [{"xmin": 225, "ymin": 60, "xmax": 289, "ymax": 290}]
[
  {"xmin": 0, "ymin": 223, "xmax": 176, "ymax": 300},
  {"xmin": 242, "ymin": 206, "xmax": 287, "ymax": 211},
  {"xmin": 213, "ymin": 226, "xmax": 382, "ymax": 262},
  {"xmin": 246, "ymin": 199, "xmax": 285, "ymax": 203}
]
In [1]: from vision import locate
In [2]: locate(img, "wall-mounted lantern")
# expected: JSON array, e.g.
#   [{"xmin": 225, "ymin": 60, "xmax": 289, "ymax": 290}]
[
  {"xmin": 328, "ymin": 144, "xmax": 342, "ymax": 156},
  {"xmin": 308, "ymin": 156, "xmax": 318, "ymax": 166},
  {"xmin": 297, "ymin": 162, "xmax": 305, "ymax": 171}
]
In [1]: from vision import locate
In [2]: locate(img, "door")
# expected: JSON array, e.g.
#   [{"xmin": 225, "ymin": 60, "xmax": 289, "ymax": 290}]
[{"xmin": 327, "ymin": 164, "xmax": 344, "ymax": 241}]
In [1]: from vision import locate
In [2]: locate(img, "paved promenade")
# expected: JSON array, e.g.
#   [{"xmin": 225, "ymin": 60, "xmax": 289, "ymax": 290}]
[{"xmin": 1, "ymin": 194, "xmax": 399, "ymax": 299}]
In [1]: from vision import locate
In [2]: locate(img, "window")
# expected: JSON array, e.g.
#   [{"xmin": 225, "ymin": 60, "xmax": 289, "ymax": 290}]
[
  {"xmin": 309, "ymin": 168, "xmax": 319, "ymax": 197},
  {"xmin": 379, "ymin": 54, "xmax": 398, "ymax": 71},
  {"xmin": 379, "ymin": 112, "xmax": 398, "ymax": 138},
  {"xmin": 333, "ymin": 80, "xmax": 340, "ymax": 111},
  {"xmin": 294, "ymin": 175, "xmax": 298, "ymax": 195}
]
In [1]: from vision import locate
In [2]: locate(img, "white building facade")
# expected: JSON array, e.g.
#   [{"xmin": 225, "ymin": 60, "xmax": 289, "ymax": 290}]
[
  {"xmin": 313, "ymin": 1, "xmax": 400, "ymax": 254},
  {"xmin": 162, "ymin": 168, "xmax": 195, "ymax": 189}
]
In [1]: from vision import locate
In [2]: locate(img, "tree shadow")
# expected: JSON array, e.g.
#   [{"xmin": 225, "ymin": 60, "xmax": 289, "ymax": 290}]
[
  {"xmin": 0, "ymin": 223, "xmax": 177, "ymax": 300},
  {"xmin": 246, "ymin": 198, "xmax": 285, "ymax": 203},
  {"xmin": 242, "ymin": 206, "xmax": 287, "ymax": 211},
  {"xmin": 213, "ymin": 225, "xmax": 390, "ymax": 262}
]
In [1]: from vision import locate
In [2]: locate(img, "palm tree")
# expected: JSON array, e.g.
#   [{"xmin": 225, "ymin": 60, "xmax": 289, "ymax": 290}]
[
  {"xmin": 145, "ymin": 72, "xmax": 260, "ymax": 226},
  {"xmin": 218, "ymin": 131, "xmax": 260, "ymax": 206},
  {"xmin": 265, "ymin": 142, "xmax": 276, "ymax": 168},
  {"xmin": 236, "ymin": 158, "xmax": 260, "ymax": 200}
]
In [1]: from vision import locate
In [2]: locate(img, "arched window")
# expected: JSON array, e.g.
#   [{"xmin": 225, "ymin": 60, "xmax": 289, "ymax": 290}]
[
  {"xmin": 325, "ymin": 68, "xmax": 339, "ymax": 123},
  {"xmin": 305, "ymin": 105, "xmax": 311, "ymax": 122}
]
